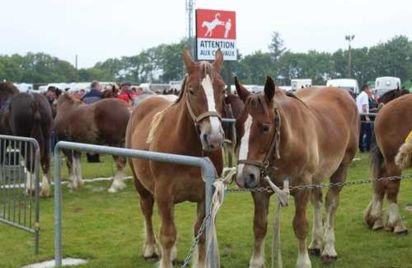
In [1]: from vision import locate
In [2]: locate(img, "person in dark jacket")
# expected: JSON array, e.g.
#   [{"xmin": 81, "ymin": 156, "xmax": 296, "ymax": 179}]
[{"xmin": 82, "ymin": 81, "xmax": 103, "ymax": 104}]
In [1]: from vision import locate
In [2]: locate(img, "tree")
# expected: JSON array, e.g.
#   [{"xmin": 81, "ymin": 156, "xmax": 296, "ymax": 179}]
[{"xmin": 268, "ymin": 32, "xmax": 287, "ymax": 71}]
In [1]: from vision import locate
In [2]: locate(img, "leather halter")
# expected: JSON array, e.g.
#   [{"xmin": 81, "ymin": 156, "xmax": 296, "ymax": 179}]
[
  {"xmin": 237, "ymin": 108, "xmax": 282, "ymax": 177},
  {"xmin": 185, "ymin": 89, "xmax": 222, "ymax": 128}
]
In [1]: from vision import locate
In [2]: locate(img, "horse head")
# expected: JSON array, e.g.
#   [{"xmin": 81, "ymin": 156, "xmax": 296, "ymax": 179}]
[
  {"xmin": 378, "ymin": 88, "xmax": 410, "ymax": 104},
  {"xmin": 180, "ymin": 48, "xmax": 226, "ymax": 151},
  {"xmin": 234, "ymin": 76, "xmax": 281, "ymax": 188}
]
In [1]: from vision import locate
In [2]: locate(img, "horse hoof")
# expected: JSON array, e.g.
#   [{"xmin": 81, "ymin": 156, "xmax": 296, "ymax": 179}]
[
  {"xmin": 321, "ymin": 255, "xmax": 337, "ymax": 264},
  {"xmin": 143, "ymin": 253, "xmax": 159, "ymax": 262},
  {"xmin": 394, "ymin": 228, "xmax": 408, "ymax": 235},
  {"xmin": 372, "ymin": 221, "xmax": 384, "ymax": 231},
  {"xmin": 308, "ymin": 248, "xmax": 321, "ymax": 256},
  {"xmin": 40, "ymin": 191, "xmax": 51, "ymax": 198},
  {"xmin": 172, "ymin": 259, "xmax": 183, "ymax": 265}
]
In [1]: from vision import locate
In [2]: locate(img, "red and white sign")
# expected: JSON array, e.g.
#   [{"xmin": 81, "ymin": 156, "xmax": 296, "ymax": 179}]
[{"xmin": 196, "ymin": 9, "xmax": 237, "ymax": 61}]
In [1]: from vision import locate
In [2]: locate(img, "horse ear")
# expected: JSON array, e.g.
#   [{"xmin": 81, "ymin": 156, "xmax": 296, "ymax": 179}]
[
  {"xmin": 264, "ymin": 76, "xmax": 276, "ymax": 102},
  {"xmin": 183, "ymin": 49, "xmax": 195, "ymax": 73},
  {"xmin": 213, "ymin": 49, "xmax": 223, "ymax": 72},
  {"xmin": 234, "ymin": 76, "xmax": 250, "ymax": 103}
]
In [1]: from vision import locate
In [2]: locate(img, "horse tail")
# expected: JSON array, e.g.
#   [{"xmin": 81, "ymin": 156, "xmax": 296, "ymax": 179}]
[
  {"xmin": 30, "ymin": 96, "xmax": 45, "ymax": 157},
  {"xmin": 370, "ymin": 132, "xmax": 385, "ymax": 179},
  {"xmin": 395, "ymin": 131, "xmax": 412, "ymax": 170}
]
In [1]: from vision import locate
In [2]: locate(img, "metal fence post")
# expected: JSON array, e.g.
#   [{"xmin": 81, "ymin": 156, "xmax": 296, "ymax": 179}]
[
  {"xmin": 201, "ymin": 157, "xmax": 217, "ymax": 268},
  {"xmin": 53, "ymin": 141, "xmax": 220, "ymax": 267},
  {"xmin": 53, "ymin": 144, "xmax": 63, "ymax": 267}
]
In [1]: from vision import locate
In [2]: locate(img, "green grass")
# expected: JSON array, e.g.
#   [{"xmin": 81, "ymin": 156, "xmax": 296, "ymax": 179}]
[{"xmin": 1, "ymin": 153, "xmax": 412, "ymax": 267}]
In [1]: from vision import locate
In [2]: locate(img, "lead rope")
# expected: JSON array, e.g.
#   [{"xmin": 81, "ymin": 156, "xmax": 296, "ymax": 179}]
[
  {"xmin": 205, "ymin": 179, "xmax": 225, "ymax": 268},
  {"xmin": 264, "ymin": 176, "xmax": 290, "ymax": 268}
]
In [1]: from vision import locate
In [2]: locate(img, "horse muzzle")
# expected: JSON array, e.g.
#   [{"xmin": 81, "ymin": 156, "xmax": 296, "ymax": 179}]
[
  {"xmin": 200, "ymin": 130, "xmax": 224, "ymax": 152},
  {"xmin": 235, "ymin": 164, "xmax": 261, "ymax": 189}
]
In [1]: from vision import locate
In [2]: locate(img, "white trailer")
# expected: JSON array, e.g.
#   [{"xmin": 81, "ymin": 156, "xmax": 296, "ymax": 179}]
[{"xmin": 375, "ymin": 76, "xmax": 401, "ymax": 96}]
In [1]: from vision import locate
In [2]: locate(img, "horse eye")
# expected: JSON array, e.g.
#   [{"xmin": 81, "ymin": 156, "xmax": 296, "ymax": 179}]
[
  {"xmin": 189, "ymin": 88, "xmax": 194, "ymax": 95},
  {"xmin": 262, "ymin": 125, "xmax": 270, "ymax": 132}
]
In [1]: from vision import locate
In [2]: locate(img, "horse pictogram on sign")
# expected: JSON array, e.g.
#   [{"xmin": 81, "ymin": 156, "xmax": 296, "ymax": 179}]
[{"xmin": 196, "ymin": 9, "xmax": 237, "ymax": 61}]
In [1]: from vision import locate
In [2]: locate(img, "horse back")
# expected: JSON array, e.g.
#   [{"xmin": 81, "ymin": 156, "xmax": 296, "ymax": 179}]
[
  {"xmin": 290, "ymin": 87, "xmax": 359, "ymax": 179},
  {"xmin": 375, "ymin": 94, "xmax": 412, "ymax": 159},
  {"xmin": 126, "ymin": 96, "xmax": 172, "ymax": 151}
]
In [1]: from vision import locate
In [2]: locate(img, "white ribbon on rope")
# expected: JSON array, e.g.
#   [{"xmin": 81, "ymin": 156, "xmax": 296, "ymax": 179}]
[
  {"xmin": 264, "ymin": 176, "xmax": 290, "ymax": 268},
  {"xmin": 205, "ymin": 179, "xmax": 226, "ymax": 268}
]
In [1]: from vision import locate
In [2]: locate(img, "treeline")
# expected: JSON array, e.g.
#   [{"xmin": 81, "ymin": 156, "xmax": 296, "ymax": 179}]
[{"xmin": 1, "ymin": 34, "xmax": 411, "ymax": 88}]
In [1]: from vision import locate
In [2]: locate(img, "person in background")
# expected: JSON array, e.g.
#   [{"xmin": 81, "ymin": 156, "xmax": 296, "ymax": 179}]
[
  {"xmin": 46, "ymin": 86, "xmax": 58, "ymax": 106},
  {"xmin": 117, "ymin": 82, "xmax": 137, "ymax": 104},
  {"xmin": 356, "ymin": 84, "xmax": 373, "ymax": 152},
  {"xmin": 82, "ymin": 80, "xmax": 102, "ymax": 104}
]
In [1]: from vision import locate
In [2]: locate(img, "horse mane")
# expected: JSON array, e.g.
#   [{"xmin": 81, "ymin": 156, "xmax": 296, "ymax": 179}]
[
  {"xmin": 146, "ymin": 104, "xmax": 173, "ymax": 144},
  {"xmin": 173, "ymin": 75, "xmax": 188, "ymax": 104},
  {"xmin": 285, "ymin": 90, "xmax": 310, "ymax": 109}
]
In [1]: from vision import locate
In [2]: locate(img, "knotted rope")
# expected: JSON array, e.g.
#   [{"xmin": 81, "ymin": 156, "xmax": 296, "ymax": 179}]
[{"xmin": 264, "ymin": 176, "xmax": 290, "ymax": 268}]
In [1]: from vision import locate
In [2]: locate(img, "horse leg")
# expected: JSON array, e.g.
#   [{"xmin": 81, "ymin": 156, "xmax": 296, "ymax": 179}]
[
  {"xmin": 293, "ymin": 188, "xmax": 311, "ymax": 268},
  {"xmin": 384, "ymin": 162, "xmax": 407, "ymax": 234},
  {"xmin": 65, "ymin": 150, "xmax": 82, "ymax": 190},
  {"xmin": 249, "ymin": 192, "xmax": 270, "ymax": 268},
  {"xmin": 308, "ymin": 188, "xmax": 323, "ymax": 256},
  {"xmin": 193, "ymin": 201, "xmax": 206, "ymax": 268},
  {"xmin": 156, "ymin": 187, "xmax": 177, "ymax": 268},
  {"xmin": 40, "ymin": 140, "xmax": 51, "ymax": 197},
  {"xmin": 133, "ymin": 176, "xmax": 159, "ymax": 259},
  {"xmin": 364, "ymin": 167, "xmax": 386, "ymax": 231},
  {"xmin": 108, "ymin": 155, "xmax": 127, "ymax": 193},
  {"xmin": 321, "ymin": 163, "xmax": 347, "ymax": 263}
]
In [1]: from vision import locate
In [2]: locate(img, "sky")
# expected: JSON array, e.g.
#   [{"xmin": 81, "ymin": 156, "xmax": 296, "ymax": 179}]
[{"xmin": 1, "ymin": 0, "xmax": 411, "ymax": 68}]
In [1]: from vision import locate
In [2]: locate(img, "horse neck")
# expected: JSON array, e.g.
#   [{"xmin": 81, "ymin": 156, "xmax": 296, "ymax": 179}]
[
  {"xmin": 274, "ymin": 94, "xmax": 307, "ymax": 152},
  {"xmin": 165, "ymin": 95, "xmax": 203, "ymax": 154}
]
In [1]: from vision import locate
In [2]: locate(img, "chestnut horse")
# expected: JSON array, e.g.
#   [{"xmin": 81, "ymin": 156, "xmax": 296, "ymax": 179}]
[
  {"xmin": 125, "ymin": 49, "xmax": 225, "ymax": 268},
  {"xmin": 364, "ymin": 94, "xmax": 412, "ymax": 234},
  {"xmin": 0, "ymin": 82, "xmax": 53, "ymax": 197},
  {"xmin": 54, "ymin": 94, "xmax": 130, "ymax": 192},
  {"xmin": 234, "ymin": 77, "xmax": 359, "ymax": 268}
]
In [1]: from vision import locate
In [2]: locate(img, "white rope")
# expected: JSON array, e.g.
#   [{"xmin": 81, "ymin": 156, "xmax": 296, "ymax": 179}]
[
  {"xmin": 205, "ymin": 179, "xmax": 225, "ymax": 268},
  {"xmin": 264, "ymin": 176, "xmax": 290, "ymax": 268}
]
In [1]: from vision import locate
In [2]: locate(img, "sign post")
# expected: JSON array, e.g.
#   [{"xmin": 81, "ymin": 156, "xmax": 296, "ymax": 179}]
[{"xmin": 196, "ymin": 9, "xmax": 237, "ymax": 61}]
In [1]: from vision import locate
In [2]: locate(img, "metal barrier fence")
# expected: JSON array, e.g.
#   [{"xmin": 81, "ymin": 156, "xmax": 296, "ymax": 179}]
[
  {"xmin": 53, "ymin": 141, "xmax": 218, "ymax": 267},
  {"xmin": 0, "ymin": 134, "xmax": 40, "ymax": 254}
]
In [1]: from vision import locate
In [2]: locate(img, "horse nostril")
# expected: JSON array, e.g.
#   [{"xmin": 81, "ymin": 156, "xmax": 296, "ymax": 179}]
[
  {"xmin": 249, "ymin": 173, "xmax": 256, "ymax": 182},
  {"xmin": 203, "ymin": 133, "xmax": 208, "ymax": 144}
]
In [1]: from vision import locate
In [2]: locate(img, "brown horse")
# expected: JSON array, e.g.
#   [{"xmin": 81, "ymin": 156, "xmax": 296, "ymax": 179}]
[
  {"xmin": 125, "ymin": 49, "xmax": 225, "ymax": 268},
  {"xmin": 54, "ymin": 94, "xmax": 130, "ymax": 192},
  {"xmin": 234, "ymin": 77, "xmax": 359, "ymax": 268},
  {"xmin": 364, "ymin": 94, "xmax": 412, "ymax": 234},
  {"xmin": 1, "ymin": 82, "xmax": 53, "ymax": 197}
]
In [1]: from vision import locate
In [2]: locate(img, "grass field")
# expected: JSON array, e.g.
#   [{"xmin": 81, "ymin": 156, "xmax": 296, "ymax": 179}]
[{"xmin": 1, "ymin": 152, "xmax": 412, "ymax": 268}]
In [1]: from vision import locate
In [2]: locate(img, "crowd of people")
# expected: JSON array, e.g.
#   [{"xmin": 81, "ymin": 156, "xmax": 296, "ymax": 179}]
[{"xmin": 45, "ymin": 80, "xmax": 144, "ymax": 107}]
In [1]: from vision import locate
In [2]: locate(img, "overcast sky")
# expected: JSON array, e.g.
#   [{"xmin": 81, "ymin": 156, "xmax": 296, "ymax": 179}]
[{"xmin": 1, "ymin": 0, "xmax": 411, "ymax": 68}]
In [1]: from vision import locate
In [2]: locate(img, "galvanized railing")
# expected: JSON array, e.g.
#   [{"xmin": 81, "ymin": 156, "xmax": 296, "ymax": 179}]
[
  {"xmin": 53, "ymin": 141, "xmax": 219, "ymax": 267},
  {"xmin": 0, "ymin": 134, "xmax": 40, "ymax": 254}
]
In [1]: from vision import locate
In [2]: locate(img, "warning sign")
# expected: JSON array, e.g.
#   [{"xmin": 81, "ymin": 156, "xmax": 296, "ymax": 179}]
[{"xmin": 196, "ymin": 9, "xmax": 237, "ymax": 61}]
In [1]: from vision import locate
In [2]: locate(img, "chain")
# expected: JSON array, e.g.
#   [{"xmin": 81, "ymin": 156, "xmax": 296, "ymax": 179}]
[
  {"xmin": 226, "ymin": 174, "xmax": 412, "ymax": 193},
  {"xmin": 181, "ymin": 208, "xmax": 212, "ymax": 268}
]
